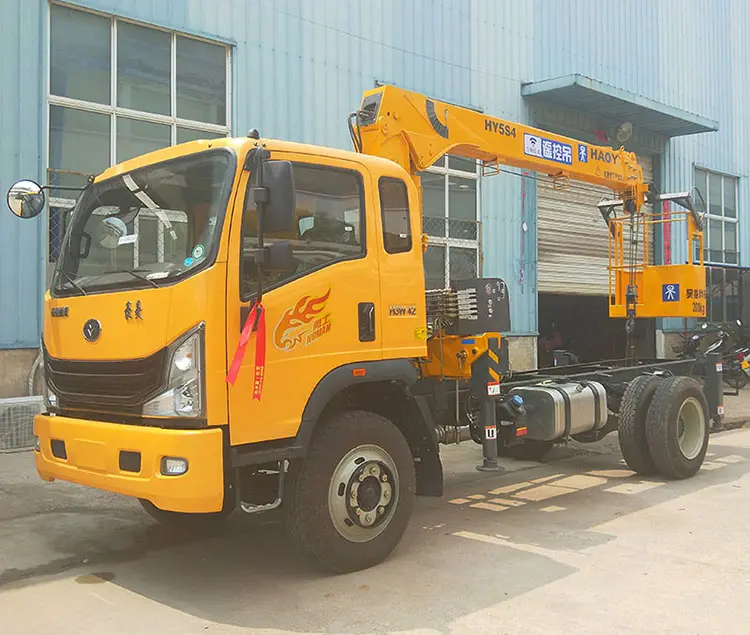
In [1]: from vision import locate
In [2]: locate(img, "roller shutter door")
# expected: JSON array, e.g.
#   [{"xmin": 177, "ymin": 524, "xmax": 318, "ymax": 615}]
[{"xmin": 537, "ymin": 155, "xmax": 653, "ymax": 295}]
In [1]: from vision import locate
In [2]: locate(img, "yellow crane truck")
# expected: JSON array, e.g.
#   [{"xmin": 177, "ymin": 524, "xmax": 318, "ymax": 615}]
[{"xmin": 6, "ymin": 85, "xmax": 719, "ymax": 573}]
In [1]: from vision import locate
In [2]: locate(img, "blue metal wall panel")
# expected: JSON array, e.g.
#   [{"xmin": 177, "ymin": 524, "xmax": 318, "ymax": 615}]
[
  {"xmin": 0, "ymin": 0, "xmax": 45, "ymax": 348},
  {"xmin": 2, "ymin": 0, "xmax": 750, "ymax": 346},
  {"xmin": 470, "ymin": 0, "xmax": 539, "ymax": 334}
]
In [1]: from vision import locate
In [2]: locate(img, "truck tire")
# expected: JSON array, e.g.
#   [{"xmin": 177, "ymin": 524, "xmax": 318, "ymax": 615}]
[
  {"xmin": 508, "ymin": 439, "xmax": 554, "ymax": 461},
  {"xmin": 285, "ymin": 410, "xmax": 415, "ymax": 573},
  {"xmin": 645, "ymin": 376, "xmax": 710, "ymax": 479},
  {"xmin": 139, "ymin": 498, "xmax": 233, "ymax": 533},
  {"xmin": 618, "ymin": 375, "xmax": 662, "ymax": 475}
]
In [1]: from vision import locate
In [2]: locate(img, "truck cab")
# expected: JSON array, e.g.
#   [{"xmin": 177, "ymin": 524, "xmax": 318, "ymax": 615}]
[{"xmin": 16, "ymin": 136, "xmax": 433, "ymax": 567}]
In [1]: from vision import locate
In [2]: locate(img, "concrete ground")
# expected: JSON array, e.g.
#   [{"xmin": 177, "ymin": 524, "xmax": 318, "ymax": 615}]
[{"xmin": 1, "ymin": 397, "xmax": 750, "ymax": 634}]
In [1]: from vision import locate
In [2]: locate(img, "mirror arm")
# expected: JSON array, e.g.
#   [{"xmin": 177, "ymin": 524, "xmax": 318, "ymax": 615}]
[
  {"xmin": 252, "ymin": 145, "xmax": 267, "ymax": 304},
  {"xmin": 38, "ymin": 184, "xmax": 88, "ymax": 192}
]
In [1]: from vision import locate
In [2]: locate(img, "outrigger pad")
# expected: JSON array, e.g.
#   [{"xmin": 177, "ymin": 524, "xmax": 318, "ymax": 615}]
[{"xmin": 449, "ymin": 278, "xmax": 511, "ymax": 335}]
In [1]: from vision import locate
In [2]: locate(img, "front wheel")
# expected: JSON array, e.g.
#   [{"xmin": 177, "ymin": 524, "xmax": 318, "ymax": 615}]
[{"xmin": 285, "ymin": 410, "xmax": 415, "ymax": 573}]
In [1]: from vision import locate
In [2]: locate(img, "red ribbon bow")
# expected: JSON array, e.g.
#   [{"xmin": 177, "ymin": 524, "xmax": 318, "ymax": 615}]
[{"xmin": 226, "ymin": 301, "xmax": 266, "ymax": 401}]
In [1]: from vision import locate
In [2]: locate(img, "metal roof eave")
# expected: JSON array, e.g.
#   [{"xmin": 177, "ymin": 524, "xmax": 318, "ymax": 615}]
[{"xmin": 521, "ymin": 74, "xmax": 719, "ymax": 138}]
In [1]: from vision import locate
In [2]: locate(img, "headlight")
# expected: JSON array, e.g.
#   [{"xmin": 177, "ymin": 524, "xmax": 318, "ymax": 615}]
[
  {"xmin": 43, "ymin": 380, "xmax": 58, "ymax": 411},
  {"xmin": 143, "ymin": 327, "xmax": 204, "ymax": 418}
]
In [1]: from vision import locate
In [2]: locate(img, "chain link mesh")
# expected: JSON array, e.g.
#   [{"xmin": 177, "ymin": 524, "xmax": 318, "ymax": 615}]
[
  {"xmin": 422, "ymin": 215, "xmax": 479, "ymax": 242},
  {"xmin": 47, "ymin": 168, "xmax": 87, "ymax": 268},
  {"xmin": 0, "ymin": 397, "xmax": 43, "ymax": 452},
  {"xmin": 422, "ymin": 215, "xmax": 481, "ymax": 288}
]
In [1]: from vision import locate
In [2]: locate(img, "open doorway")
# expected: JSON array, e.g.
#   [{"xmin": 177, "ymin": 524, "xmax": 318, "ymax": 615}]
[{"xmin": 537, "ymin": 293, "xmax": 656, "ymax": 367}]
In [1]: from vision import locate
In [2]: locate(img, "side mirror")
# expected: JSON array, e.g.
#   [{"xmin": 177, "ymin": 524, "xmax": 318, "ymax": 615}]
[
  {"xmin": 257, "ymin": 160, "xmax": 296, "ymax": 235},
  {"xmin": 7, "ymin": 180, "xmax": 45, "ymax": 219},
  {"xmin": 263, "ymin": 241, "xmax": 295, "ymax": 273},
  {"xmin": 737, "ymin": 319, "xmax": 743, "ymax": 328}
]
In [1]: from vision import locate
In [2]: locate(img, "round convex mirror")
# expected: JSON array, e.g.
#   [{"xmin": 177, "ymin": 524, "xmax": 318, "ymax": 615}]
[{"xmin": 6, "ymin": 180, "xmax": 45, "ymax": 219}]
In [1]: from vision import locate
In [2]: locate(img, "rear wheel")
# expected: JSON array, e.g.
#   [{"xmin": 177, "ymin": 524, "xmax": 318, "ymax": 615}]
[
  {"xmin": 618, "ymin": 375, "xmax": 662, "ymax": 475},
  {"xmin": 508, "ymin": 439, "xmax": 554, "ymax": 461},
  {"xmin": 645, "ymin": 376, "xmax": 709, "ymax": 479},
  {"xmin": 285, "ymin": 410, "xmax": 415, "ymax": 573}
]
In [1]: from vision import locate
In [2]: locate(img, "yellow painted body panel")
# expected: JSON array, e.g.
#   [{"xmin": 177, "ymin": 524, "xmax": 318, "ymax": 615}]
[
  {"xmin": 44, "ymin": 265, "xmax": 230, "ymax": 427},
  {"xmin": 34, "ymin": 415, "xmax": 225, "ymax": 513},
  {"xmin": 422, "ymin": 333, "xmax": 495, "ymax": 380},
  {"xmin": 356, "ymin": 84, "xmax": 647, "ymax": 201},
  {"xmin": 608, "ymin": 211, "xmax": 706, "ymax": 318},
  {"xmin": 609, "ymin": 264, "xmax": 707, "ymax": 319},
  {"xmin": 225, "ymin": 146, "xmax": 428, "ymax": 446}
]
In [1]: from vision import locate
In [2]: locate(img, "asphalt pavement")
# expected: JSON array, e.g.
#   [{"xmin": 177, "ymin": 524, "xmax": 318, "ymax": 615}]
[{"xmin": 1, "ymin": 421, "xmax": 750, "ymax": 634}]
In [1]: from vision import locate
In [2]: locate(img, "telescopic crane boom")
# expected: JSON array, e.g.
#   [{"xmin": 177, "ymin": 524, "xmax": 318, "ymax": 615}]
[{"xmin": 350, "ymin": 84, "xmax": 706, "ymax": 322}]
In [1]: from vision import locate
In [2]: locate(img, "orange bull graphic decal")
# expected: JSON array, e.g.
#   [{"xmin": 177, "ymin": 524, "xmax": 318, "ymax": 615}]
[{"xmin": 274, "ymin": 288, "xmax": 332, "ymax": 351}]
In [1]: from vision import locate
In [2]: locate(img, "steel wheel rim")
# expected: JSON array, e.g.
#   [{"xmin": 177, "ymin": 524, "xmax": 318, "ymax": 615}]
[
  {"xmin": 676, "ymin": 396, "xmax": 705, "ymax": 460},
  {"xmin": 328, "ymin": 444, "xmax": 399, "ymax": 543}
]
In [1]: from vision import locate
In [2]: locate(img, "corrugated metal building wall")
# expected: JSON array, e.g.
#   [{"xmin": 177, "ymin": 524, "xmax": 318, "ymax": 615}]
[
  {"xmin": 0, "ymin": 0, "xmax": 748, "ymax": 349},
  {"xmin": 0, "ymin": 0, "xmax": 46, "ymax": 348}
]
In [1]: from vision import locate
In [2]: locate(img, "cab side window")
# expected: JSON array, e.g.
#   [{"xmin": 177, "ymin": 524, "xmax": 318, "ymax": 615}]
[
  {"xmin": 241, "ymin": 163, "xmax": 365, "ymax": 299},
  {"xmin": 379, "ymin": 177, "xmax": 412, "ymax": 254}
]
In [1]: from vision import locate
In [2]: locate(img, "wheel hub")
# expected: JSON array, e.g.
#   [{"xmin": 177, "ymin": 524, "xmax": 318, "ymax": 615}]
[
  {"xmin": 676, "ymin": 396, "xmax": 705, "ymax": 460},
  {"xmin": 328, "ymin": 445, "xmax": 399, "ymax": 542},
  {"xmin": 346, "ymin": 461, "xmax": 394, "ymax": 528}
]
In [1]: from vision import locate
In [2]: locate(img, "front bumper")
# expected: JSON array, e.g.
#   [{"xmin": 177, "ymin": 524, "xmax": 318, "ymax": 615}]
[{"xmin": 34, "ymin": 414, "xmax": 225, "ymax": 513}]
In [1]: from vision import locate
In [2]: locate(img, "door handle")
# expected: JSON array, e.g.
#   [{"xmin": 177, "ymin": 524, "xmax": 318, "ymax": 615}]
[{"xmin": 358, "ymin": 302, "xmax": 376, "ymax": 342}]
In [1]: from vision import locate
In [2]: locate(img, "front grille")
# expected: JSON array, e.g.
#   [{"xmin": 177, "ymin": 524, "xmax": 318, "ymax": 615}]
[{"xmin": 44, "ymin": 345, "xmax": 167, "ymax": 412}]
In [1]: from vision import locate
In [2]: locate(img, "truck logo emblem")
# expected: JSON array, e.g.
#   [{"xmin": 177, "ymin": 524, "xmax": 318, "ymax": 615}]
[
  {"xmin": 50, "ymin": 306, "xmax": 69, "ymax": 318},
  {"xmin": 82, "ymin": 319, "xmax": 102, "ymax": 342},
  {"xmin": 125, "ymin": 300, "xmax": 143, "ymax": 320},
  {"xmin": 274, "ymin": 288, "xmax": 332, "ymax": 351}
]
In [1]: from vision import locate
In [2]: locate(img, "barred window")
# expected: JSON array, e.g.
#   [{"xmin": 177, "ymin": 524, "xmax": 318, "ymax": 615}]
[
  {"xmin": 47, "ymin": 3, "xmax": 231, "ymax": 274},
  {"xmin": 419, "ymin": 155, "xmax": 480, "ymax": 289}
]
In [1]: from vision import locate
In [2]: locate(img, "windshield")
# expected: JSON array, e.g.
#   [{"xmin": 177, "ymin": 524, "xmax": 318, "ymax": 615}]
[{"xmin": 53, "ymin": 149, "xmax": 235, "ymax": 297}]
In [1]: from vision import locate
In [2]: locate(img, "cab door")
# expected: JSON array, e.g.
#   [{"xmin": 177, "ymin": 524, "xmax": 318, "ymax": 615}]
[
  {"xmin": 375, "ymin": 173, "xmax": 428, "ymax": 360},
  {"xmin": 226, "ymin": 152, "xmax": 382, "ymax": 446}
]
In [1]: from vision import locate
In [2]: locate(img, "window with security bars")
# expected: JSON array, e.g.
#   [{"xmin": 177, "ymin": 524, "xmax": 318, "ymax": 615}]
[
  {"xmin": 694, "ymin": 168, "xmax": 738, "ymax": 265},
  {"xmin": 419, "ymin": 155, "xmax": 480, "ymax": 289},
  {"xmin": 47, "ymin": 3, "xmax": 231, "ymax": 270}
]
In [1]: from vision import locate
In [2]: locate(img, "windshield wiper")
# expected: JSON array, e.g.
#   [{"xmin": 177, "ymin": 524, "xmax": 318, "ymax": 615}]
[
  {"xmin": 80, "ymin": 268, "xmax": 160, "ymax": 290},
  {"xmin": 58, "ymin": 270, "xmax": 88, "ymax": 296},
  {"xmin": 119, "ymin": 269, "xmax": 160, "ymax": 289}
]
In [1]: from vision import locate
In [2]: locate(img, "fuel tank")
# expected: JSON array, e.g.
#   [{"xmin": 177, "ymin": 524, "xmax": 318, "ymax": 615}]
[{"xmin": 507, "ymin": 381, "xmax": 608, "ymax": 442}]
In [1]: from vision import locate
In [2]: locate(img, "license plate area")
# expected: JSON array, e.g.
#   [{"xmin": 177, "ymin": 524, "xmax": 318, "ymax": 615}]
[{"xmin": 70, "ymin": 439, "xmax": 107, "ymax": 472}]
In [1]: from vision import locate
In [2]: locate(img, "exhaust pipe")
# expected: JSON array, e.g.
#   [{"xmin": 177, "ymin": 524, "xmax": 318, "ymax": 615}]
[{"xmin": 436, "ymin": 425, "xmax": 473, "ymax": 445}]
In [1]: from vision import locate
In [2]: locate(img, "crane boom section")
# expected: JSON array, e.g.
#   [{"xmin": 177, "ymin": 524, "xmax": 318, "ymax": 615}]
[
  {"xmin": 355, "ymin": 84, "xmax": 647, "ymax": 203},
  {"xmin": 352, "ymin": 84, "xmax": 706, "ymax": 321}
]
